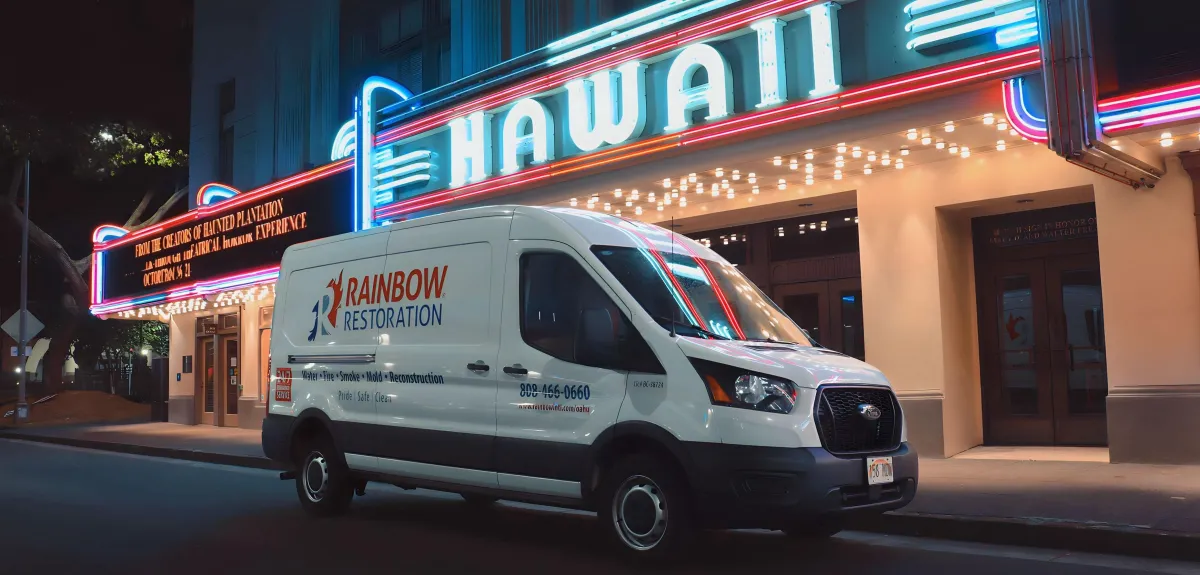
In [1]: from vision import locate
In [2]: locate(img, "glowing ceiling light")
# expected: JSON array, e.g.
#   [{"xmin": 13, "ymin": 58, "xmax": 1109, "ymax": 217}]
[
  {"xmin": 837, "ymin": 142, "xmax": 847, "ymax": 154},
  {"xmin": 569, "ymin": 197, "xmax": 578, "ymax": 206},
  {"xmin": 721, "ymin": 179, "xmax": 730, "ymax": 189},
  {"xmin": 948, "ymin": 143, "xmax": 958, "ymax": 154},
  {"xmin": 773, "ymin": 156, "xmax": 783, "ymax": 166},
  {"xmin": 752, "ymin": 186, "xmax": 760, "ymax": 194},
  {"xmin": 998, "ymin": 120, "xmax": 1010, "ymax": 130},
  {"xmin": 726, "ymin": 189, "xmax": 735, "ymax": 199},
  {"xmin": 882, "ymin": 152, "xmax": 892, "ymax": 165},
  {"xmin": 833, "ymin": 170, "xmax": 842, "ymax": 180},
  {"xmin": 835, "ymin": 156, "xmax": 845, "ymax": 168},
  {"xmin": 983, "ymin": 113, "xmax": 996, "ymax": 125},
  {"xmin": 944, "ymin": 121, "xmax": 956, "ymax": 133},
  {"xmin": 748, "ymin": 172, "xmax": 757, "ymax": 183},
  {"xmin": 864, "ymin": 165, "xmax": 873, "ymax": 174},
  {"xmin": 852, "ymin": 146, "xmax": 862, "ymax": 158},
  {"xmin": 921, "ymin": 135, "xmax": 933, "ymax": 145},
  {"xmin": 907, "ymin": 128, "xmax": 918, "ymax": 140},
  {"xmin": 805, "ymin": 175, "xmax": 814, "ymax": 185},
  {"xmin": 662, "ymin": 178, "xmax": 671, "ymax": 187},
  {"xmin": 635, "ymin": 206, "xmax": 643, "ymax": 215},
  {"xmin": 680, "ymin": 182, "xmax": 689, "ymax": 191},
  {"xmin": 867, "ymin": 151, "xmax": 877, "ymax": 162},
  {"xmin": 615, "ymin": 188, "xmax": 624, "ymax": 197},
  {"xmin": 960, "ymin": 146, "xmax": 971, "ymax": 158},
  {"xmin": 732, "ymin": 170, "xmax": 741, "ymax": 180},
  {"xmin": 1161, "ymin": 132, "xmax": 1175, "ymax": 147},
  {"xmin": 657, "ymin": 203, "xmax": 664, "ymax": 211},
  {"xmin": 804, "ymin": 149, "xmax": 815, "ymax": 160},
  {"xmin": 777, "ymin": 178, "xmax": 787, "ymax": 190},
  {"xmin": 679, "ymin": 197, "xmax": 687, "ymax": 207},
  {"xmin": 604, "ymin": 202, "xmax": 612, "ymax": 211},
  {"xmin": 715, "ymin": 167, "xmax": 724, "ymax": 177},
  {"xmin": 671, "ymin": 189, "xmax": 679, "ymax": 198},
  {"xmin": 777, "ymin": 227, "xmax": 785, "ymax": 237},
  {"xmin": 789, "ymin": 159, "xmax": 799, "ymax": 170},
  {"xmin": 900, "ymin": 147, "xmax": 910, "ymax": 156},
  {"xmin": 936, "ymin": 140, "xmax": 946, "ymax": 150},
  {"xmin": 996, "ymin": 140, "xmax": 1007, "ymax": 151},
  {"xmin": 896, "ymin": 160, "xmax": 905, "ymax": 169},
  {"xmin": 805, "ymin": 163, "xmax": 814, "ymax": 174},
  {"xmin": 689, "ymin": 173, "xmax": 697, "ymax": 183}
]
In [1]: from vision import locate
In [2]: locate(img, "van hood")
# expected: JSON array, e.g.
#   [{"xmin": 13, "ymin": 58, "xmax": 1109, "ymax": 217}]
[{"xmin": 674, "ymin": 336, "xmax": 890, "ymax": 390}]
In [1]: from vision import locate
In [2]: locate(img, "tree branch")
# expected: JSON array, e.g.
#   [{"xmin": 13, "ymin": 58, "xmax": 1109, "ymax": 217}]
[
  {"xmin": 123, "ymin": 189, "xmax": 156, "ymax": 228},
  {"xmin": 0, "ymin": 195, "xmax": 90, "ymax": 314},
  {"xmin": 128, "ymin": 186, "xmax": 187, "ymax": 231}
]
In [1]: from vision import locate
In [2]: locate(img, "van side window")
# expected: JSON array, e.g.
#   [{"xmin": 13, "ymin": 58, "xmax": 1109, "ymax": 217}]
[{"xmin": 519, "ymin": 252, "xmax": 662, "ymax": 373}]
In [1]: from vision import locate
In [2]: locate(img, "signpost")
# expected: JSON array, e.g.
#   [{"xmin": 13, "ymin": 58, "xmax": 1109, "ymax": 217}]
[{"xmin": 9, "ymin": 160, "xmax": 34, "ymax": 422}]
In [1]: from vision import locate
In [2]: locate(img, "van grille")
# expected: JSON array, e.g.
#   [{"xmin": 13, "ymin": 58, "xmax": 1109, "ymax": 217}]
[{"xmin": 815, "ymin": 386, "xmax": 901, "ymax": 454}]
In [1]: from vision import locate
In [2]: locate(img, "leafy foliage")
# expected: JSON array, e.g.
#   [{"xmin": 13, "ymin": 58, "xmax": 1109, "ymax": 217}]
[
  {"xmin": 71, "ymin": 316, "xmax": 169, "ymax": 370},
  {"xmin": 0, "ymin": 99, "xmax": 187, "ymax": 179}
]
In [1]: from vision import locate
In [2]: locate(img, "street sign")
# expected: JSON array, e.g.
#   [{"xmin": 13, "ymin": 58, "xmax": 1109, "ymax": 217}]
[
  {"xmin": 9, "ymin": 346, "xmax": 32, "ymax": 357},
  {"xmin": 2, "ymin": 310, "xmax": 43, "ymax": 343}
]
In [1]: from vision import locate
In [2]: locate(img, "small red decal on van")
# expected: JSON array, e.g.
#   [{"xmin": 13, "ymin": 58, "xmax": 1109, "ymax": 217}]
[{"xmin": 275, "ymin": 367, "xmax": 293, "ymax": 402}]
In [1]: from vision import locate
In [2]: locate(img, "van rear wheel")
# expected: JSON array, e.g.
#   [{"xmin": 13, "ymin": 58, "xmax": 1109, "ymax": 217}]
[
  {"xmin": 598, "ymin": 454, "xmax": 695, "ymax": 560},
  {"xmin": 294, "ymin": 433, "xmax": 354, "ymax": 517}
]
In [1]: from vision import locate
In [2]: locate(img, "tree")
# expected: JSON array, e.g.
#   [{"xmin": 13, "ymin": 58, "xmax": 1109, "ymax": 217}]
[{"xmin": 1, "ymin": 98, "xmax": 188, "ymax": 392}]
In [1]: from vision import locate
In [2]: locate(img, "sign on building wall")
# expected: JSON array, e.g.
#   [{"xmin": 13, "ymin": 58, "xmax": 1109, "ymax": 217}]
[
  {"xmin": 972, "ymin": 203, "xmax": 1099, "ymax": 249},
  {"xmin": 98, "ymin": 169, "xmax": 355, "ymax": 304}
]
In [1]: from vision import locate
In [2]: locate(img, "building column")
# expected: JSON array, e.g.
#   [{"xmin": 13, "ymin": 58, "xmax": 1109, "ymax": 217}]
[
  {"xmin": 1104, "ymin": 155, "xmax": 1200, "ymax": 464},
  {"xmin": 167, "ymin": 314, "xmax": 197, "ymax": 425}
]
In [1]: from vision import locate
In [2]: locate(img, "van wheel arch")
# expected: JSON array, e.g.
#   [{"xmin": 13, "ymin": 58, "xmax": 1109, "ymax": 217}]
[
  {"xmin": 584, "ymin": 422, "xmax": 695, "ymax": 510},
  {"xmin": 289, "ymin": 409, "xmax": 336, "ymax": 465}
]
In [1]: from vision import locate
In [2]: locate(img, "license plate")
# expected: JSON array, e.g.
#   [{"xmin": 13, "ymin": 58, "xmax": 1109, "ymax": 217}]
[{"xmin": 866, "ymin": 456, "xmax": 894, "ymax": 485}]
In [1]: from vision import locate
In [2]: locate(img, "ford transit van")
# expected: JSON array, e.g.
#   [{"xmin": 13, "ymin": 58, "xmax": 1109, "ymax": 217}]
[{"xmin": 262, "ymin": 205, "xmax": 916, "ymax": 557}]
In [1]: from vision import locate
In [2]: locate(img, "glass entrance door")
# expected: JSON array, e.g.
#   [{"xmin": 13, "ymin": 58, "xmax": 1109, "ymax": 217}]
[
  {"xmin": 774, "ymin": 278, "xmax": 865, "ymax": 360},
  {"xmin": 221, "ymin": 336, "xmax": 240, "ymax": 427},
  {"xmin": 979, "ymin": 254, "xmax": 1107, "ymax": 445},
  {"xmin": 198, "ymin": 338, "xmax": 216, "ymax": 425}
]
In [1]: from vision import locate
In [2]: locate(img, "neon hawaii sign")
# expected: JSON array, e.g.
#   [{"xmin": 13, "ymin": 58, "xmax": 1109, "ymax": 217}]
[{"xmin": 336, "ymin": 0, "xmax": 1038, "ymax": 227}]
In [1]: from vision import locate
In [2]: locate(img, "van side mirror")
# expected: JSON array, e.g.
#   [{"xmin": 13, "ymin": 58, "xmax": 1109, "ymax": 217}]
[{"xmin": 575, "ymin": 308, "xmax": 619, "ymax": 368}]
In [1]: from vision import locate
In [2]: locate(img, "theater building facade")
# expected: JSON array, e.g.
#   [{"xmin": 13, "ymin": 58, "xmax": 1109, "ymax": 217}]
[{"xmin": 91, "ymin": 0, "xmax": 1200, "ymax": 464}]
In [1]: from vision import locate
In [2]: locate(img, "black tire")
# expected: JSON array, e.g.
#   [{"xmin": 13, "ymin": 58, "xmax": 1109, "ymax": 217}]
[
  {"xmin": 460, "ymin": 493, "xmax": 499, "ymax": 506},
  {"xmin": 783, "ymin": 519, "xmax": 843, "ymax": 539},
  {"xmin": 294, "ymin": 432, "xmax": 354, "ymax": 518},
  {"xmin": 598, "ymin": 453, "xmax": 696, "ymax": 560}
]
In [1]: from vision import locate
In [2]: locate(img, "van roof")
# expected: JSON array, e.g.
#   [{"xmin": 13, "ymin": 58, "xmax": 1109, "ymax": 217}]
[{"xmin": 285, "ymin": 205, "xmax": 718, "ymax": 260}]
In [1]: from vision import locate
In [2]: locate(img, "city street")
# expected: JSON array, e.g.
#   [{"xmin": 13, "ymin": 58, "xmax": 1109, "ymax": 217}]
[{"xmin": 0, "ymin": 439, "xmax": 1196, "ymax": 575}]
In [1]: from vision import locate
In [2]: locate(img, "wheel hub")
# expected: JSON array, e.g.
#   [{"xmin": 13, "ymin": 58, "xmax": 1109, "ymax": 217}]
[
  {"xmin": 303, "ymin": 453, "xmax": 329, "ymax": 503},
  {"xmin": 612, "ymin": 475, "xmax": 668, "ymax": 550}
]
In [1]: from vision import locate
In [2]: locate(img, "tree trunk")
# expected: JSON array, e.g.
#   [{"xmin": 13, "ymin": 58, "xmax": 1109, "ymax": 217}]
[{"xmin": 0, "ymin": 195, "xmax": 91, "ymax": 394}]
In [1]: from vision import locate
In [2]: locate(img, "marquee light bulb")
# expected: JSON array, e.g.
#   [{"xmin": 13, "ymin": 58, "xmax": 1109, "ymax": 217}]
[
  {"xmin": 921, "ymin": 135, "xmax": 932, "ymax": 145},
  {"xmin": 662, "ymin": 178, "xmax": 671, "ymax": 187},
  {"xmin": 732, "ymin": 170, "xmax": 741, "ymax": 180},
  {"xmin": 983, "ymin": 113, "xmax": 995, "ymax": 125},
  {"xmin": 944, "ymin": 121, "xmax": 955, "ymax": 133},
  {"xmin": 836, "ymin": 142, "xmax": 847, "ymax": 154},
  {"xmin": 996, "ymin": 140, "xmax": 1007, "ymax": 151},
  {"xmin": 773, "ymin": 156, "xmax": 783, "ymax": 166},
  {"xmin": 748, "ymin": 172, "xmax": 757, "ymax": 183},
  {"xmin": 906, "ymin": 128, "xmax": 918, "ymax": 140},
  {"xmin": 804, "ymin": 149, "xmax": 815, "ymax": 160},
  {"xmin": 569, "ymin": 198, "xmax": 577, "ymax": 206},
  {"xmin": 852, "ymin": 146, "xmax": 862, "ymax": 158}
]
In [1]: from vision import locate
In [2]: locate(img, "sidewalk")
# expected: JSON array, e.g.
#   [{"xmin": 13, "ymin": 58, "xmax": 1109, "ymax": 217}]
[{"xmin": 2, "ymin": 422, "xmax": 1198, "ymax": 561}]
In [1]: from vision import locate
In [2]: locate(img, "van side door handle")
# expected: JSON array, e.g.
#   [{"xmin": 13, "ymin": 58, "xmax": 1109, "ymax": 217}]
[
  {"xmin": 467, "ymin": 361, "xmax": 490, "ymax": 373},
  {"xmin": 503, "ymin": 365, "xmax": 528, "ymax": 376}
]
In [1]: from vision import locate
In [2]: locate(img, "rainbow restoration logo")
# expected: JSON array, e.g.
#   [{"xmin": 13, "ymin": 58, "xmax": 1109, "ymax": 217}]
[{"xmin": 309, "ymin": 266, "xmax": 448, "ymax": 341}]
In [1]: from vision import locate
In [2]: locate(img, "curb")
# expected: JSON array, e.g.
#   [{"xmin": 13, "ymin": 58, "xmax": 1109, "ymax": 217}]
[
  {"xmin": 5, "ymin": 432, "xmax": 1198, "ymax": 562},
  {"xmin": 0, "ymin": 432, "xmax": 283, "ymax": 471},
  {"xmin": 850, "ymin": 511, "xmax": 1200, "ymax": 563}
]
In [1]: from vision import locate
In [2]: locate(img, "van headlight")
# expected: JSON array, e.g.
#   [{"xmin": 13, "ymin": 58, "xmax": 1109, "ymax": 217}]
[{"xmin": 689, "ymin": 358, "xmax": 797, "ymax": 414}]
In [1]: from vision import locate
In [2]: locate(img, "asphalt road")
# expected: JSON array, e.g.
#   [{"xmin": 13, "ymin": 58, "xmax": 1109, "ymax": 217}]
[{"xmin": 1, "ymin": 439, "xmax": 1197, "ymax": 575}]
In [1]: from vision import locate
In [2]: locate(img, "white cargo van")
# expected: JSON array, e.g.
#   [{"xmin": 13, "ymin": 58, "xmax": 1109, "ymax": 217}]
[{"xmin": 262, "ymin": 205, "xmax": 915, "ymax": 557}]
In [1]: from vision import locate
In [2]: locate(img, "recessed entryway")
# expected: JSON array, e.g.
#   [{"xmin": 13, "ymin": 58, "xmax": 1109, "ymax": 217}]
[{"xmin": 972, "ymin": 203, "xmax": 1108, "ymax": 447}]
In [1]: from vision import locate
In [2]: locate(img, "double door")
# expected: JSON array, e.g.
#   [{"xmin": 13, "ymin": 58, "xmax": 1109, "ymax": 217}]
[
  {"xmin": 978, "ymin": 253, "xmax": 1107, "ymax": 445},
  {"xmin": 774, "ymin": 278, "xmax": 865, "ymax": 360},
  {"xmin": 197, "ymin": 335, "xmax": 239, "ymax": 427}
]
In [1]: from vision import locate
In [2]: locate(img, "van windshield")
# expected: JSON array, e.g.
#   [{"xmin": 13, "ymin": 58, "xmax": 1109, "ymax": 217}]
[{"xmin": 590, "ymin": 245, "xmax": 812, "ymax": 346}]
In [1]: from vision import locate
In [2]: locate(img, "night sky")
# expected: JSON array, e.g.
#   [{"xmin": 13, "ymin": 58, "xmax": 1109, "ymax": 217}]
[
  {"xmin": 1, "ymin": 1, "xmax": 192, "ymax": 252},
  {"xmin": 0, "ymin": 0, "xmax": 192, "ymax": 312}
]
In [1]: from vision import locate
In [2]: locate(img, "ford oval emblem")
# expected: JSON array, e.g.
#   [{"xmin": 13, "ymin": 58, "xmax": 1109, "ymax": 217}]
[{"xmin": 858, "ymin": 403, "xmax": 882, "ymax": 421}]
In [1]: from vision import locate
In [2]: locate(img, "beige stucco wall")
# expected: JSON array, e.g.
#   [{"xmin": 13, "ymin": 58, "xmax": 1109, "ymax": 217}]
[
  {"xmin": 168, "ymin": 313, "xmax": 196, "ymax": 398},
  {"xmin": 857, "ymin": 145, "xmax": 1200, "ymax": 456}
]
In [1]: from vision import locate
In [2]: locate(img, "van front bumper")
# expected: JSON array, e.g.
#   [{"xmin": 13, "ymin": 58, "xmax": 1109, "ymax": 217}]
[{"xmin": 681, "ymin": 442, "xmax": 917, "ymax": 530}]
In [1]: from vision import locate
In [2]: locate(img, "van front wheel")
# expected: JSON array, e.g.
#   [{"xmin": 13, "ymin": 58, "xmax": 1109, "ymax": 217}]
[
  {"xmin": 295, "ymin": 434, "xmax": 354, "ymax": 517},
  {"xmin": 598, "ymin": 454, "xmax": 695, "ymax": 560}
]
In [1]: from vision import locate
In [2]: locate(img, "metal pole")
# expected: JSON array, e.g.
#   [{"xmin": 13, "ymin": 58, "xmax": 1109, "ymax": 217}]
[{"xmin": 15, "ymin": 159, "xmax": 30, "ymax": 423}]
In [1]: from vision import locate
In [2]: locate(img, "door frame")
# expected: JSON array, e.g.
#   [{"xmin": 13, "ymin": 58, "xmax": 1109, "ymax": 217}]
[
  {"xmin": 196, "ymin": 335, "xmax": 217, "ymax": 425},
  {"xmin": 827, "ymin": 277, "xmax": 863, "ymax": 358},
  {"xmin": 219, "ymin": 334, "xmax": 240, "ymax": 428}
]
